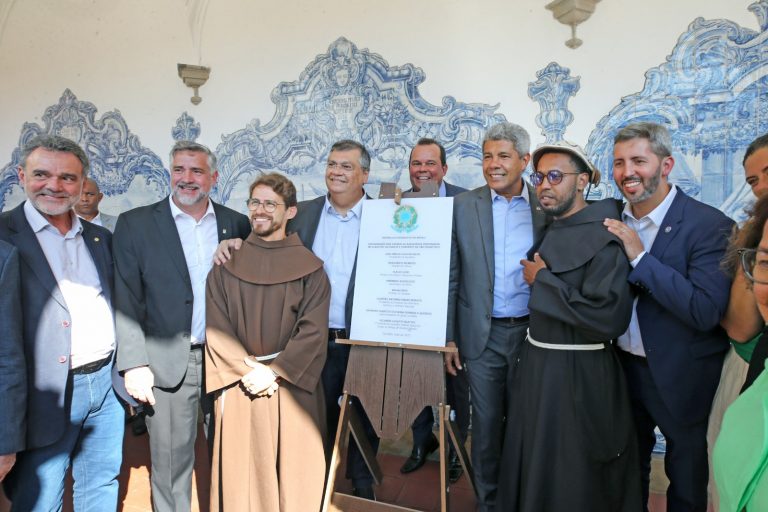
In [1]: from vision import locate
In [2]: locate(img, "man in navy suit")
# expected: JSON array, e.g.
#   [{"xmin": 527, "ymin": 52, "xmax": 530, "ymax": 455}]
[
  {"xmin": 401, "ymin": 138, "xmax": 470, "ymax": 482},
  {"xmin": 0, "ymin": 135, "xmax": 123, "ymax": 510},
  {"xmin": 604, "ymin": 122, "xmax": 734, "ymax": 512},
  {"xmin": 0, "ymin": 240, "xmax": 24, "ymax": 483}
]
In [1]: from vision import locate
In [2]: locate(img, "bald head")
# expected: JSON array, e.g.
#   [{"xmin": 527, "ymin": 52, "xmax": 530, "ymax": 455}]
[{"xmin": 75, "ymin": 178, "xmax": 104, "ymax": 220}]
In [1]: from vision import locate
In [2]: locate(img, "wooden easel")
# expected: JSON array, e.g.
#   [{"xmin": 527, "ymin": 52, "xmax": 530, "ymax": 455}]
[{"xmin": 321, "ymin": 183, "xmax": 475, "ymax": 512}]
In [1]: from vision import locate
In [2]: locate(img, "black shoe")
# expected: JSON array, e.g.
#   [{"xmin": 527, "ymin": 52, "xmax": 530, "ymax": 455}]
[
  {"xmin": 129, "ymin": 412, "xmax": 147, "ymax": 436},
  {"xmin": 352, "ymin": 486, "xmax": 376, "ymax": 500},
  {"xmin": 448, "ymin": 451, "xmax": 464, "ymax": 483},
  {"xmin": 400, "ymin": 433, "xmax": 439, "ymax": 474}
]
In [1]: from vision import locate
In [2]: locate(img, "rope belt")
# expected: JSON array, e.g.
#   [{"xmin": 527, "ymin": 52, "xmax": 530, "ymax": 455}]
[
  {"xmin": 254, "ymin": 351, "xmax": 282, "ymax": 362},
  {"xmin": 526, "ymin": 330, "xmax": 604, "ymax": 351}
]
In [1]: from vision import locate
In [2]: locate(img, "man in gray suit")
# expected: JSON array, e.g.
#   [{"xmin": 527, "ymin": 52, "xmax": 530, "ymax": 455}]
[
  {"xmin": 445, "ymin": 122, "xmax": 548, "ymax": 511},
  {"xmin": 0, "ymin": 135, "xmax": 123, "ymax": 510},
  {"xmin": 401, "ymin": 138, "xmax": 470, "ymax": 482},
  {"xmin": 74, "ymin": 178, "xmax": 117, "ymax": 232},
  {"xmin": 114, "ymin": 141, "xmax": 250, "ymax": 512},
  {"xmin": 0, "ymin": 240, "xmax": 24, "ymax": 483}
]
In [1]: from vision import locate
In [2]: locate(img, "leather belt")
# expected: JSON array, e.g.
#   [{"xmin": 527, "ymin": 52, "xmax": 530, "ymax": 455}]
[
  {"xmin": 491, "ymin": 315, "xmax": 530, "ymax": 325},
  {"xmin": 328, "ymin": 328, "xmax": 347, "ymax": 341},
  {"xmin": 71, "ymin": 353, "xmax": 113, "ymax": 375}
]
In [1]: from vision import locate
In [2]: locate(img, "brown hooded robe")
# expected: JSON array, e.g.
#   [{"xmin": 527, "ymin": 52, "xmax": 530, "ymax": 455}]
[{"xmin": 205, "ymin": 232, "xmax": 330, "ymax": 512}]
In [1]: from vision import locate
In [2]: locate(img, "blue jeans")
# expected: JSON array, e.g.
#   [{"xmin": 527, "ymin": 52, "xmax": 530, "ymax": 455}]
[{"xmin": 5, "ymin": 363, "xmax": 124, "ymax": 512}]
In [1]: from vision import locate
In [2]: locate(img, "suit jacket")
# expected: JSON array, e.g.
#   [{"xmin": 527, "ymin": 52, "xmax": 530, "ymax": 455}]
[
  {"xmin": 0, "ymin": 240, "xmax": 25, "ymax": 455},
  {"xmin": 0, "ymin": 204, "xmax": 114, "ymax": 449},
  {"xmin": 114, "ymin": 197, "xmax": 250, "ymax": 388},
  {"xmin": 405, "ymin": 181, "xmax": 467, "ymax": 198},
  {"xmin": 287, "ymin": 193, "xmax": 368, "ymax": 331},
  {"xmin": 444, "ymin": 181, "xmax": 467, "ymax": 198},
  {"xmin": 630, "ymin": 189, "xmax": 734, "ymax": 423},
  {"xmin": 447, "ymin": 184, "xmax": 548, "ymax": 360}
]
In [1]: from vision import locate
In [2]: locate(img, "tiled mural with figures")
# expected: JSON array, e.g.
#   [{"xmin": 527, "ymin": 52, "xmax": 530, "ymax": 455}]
[{"xmin": 1, "ymin": 1, "xmax": 768, "ymax": 225}]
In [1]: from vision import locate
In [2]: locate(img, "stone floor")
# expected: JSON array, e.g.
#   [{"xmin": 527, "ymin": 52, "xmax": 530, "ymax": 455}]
[{"xmin": 0, "ymin": 427, "xmax": 696, "ymax": 512}]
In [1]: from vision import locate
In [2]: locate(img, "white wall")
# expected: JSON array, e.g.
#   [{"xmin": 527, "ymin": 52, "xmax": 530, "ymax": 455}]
[{"xmin": 0, "ymin": 0, "xmax": 756, "ymax": 182}]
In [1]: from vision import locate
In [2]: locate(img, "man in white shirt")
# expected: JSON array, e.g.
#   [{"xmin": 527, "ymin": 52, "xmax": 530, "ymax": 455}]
[
  {"xmin": 604, "ymin": 122, "xmax": 734, "ymax": 512},
  {"xmin": 74, "ymin": 178, "xmax": 117, "ymax": 232},
  {"xmin": 114, "ymin": 141, "xmax": 250, "ymax": 512},
  {"xmin": 0, "ymin": 134, "xmax": 123, "ymax": 511}
]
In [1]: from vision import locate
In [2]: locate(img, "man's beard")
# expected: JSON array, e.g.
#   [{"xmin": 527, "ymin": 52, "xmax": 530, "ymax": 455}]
[
  {"xmin": 540, "ymin": 185, "xmax": 578, "ymax": 218},
  {"xmin": 622, "ymin": 165, "xmax": 662, "ymax": 204},
  {"xmin": 172, "ymin": 183, "xmax": 209, "ymax": 206},
  {"xmin": 29, "ymin": 191, "xmax": 78, "ymax": 216}
]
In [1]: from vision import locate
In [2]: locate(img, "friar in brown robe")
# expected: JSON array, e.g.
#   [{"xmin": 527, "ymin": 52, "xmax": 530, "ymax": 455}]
[{"xmin": 205, "ymin": 173, "xmax": 331, "ymax": 512}]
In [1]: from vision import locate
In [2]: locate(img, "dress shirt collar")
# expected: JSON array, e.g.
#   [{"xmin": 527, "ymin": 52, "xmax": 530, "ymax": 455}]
[
  {"xmin": 490, "ymin": 180, "xmax": 530, "ymax": 205},
  {"xmin": 323, "ymin": 192, "xmax": 365, "ymax": 219},
  {"xmin": 622, "ymin": 183, "xmax": 678, "ymax": 225},
  {"xmin": 24, "ymin": 200, "xmax": 82, "ymax": 237},
  {"xmin": 438, "ymin": 181, "xmax": 446, "ymax": 198},
  {"xmin": 168, "ymin": 195, "xmax": 216, "ymax": 221}
]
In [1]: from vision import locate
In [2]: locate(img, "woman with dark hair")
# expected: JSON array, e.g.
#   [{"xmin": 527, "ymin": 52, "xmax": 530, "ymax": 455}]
[{"xmin": 713, "ymin": 193, "xmax": 768, "ymax": 511}]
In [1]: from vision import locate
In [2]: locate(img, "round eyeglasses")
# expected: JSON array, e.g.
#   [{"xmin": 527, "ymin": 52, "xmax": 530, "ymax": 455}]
[
  {"xmin": 245, "ymin": 198, "xmax": 284, "ymax": 213},
  {"xmin": 739, "ymin": 248, "xmax": 768, "ymax": 284},
  {"xmin": 531, "ymin": 170, "xmax": 581, "ymax": 187}
]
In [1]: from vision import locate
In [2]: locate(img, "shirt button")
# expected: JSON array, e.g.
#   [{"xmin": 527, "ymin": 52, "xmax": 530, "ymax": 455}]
[
  {"xmin": 58, "ymin": 356, "xmax": 67, "ymax": 363},
  {"xmin": 62, "ymin": 320, "xmax": 71, "ymax": 327}
]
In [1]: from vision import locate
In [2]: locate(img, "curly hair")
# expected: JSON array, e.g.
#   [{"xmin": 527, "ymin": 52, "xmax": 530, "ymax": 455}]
[{"xmin": 722, "ymin": 194, "xmax": 768, "ymax": 276}]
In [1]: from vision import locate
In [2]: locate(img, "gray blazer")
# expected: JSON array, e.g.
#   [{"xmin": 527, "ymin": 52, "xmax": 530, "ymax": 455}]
[
  {"xmin": 0, "ymin": 204, "xmax": 114, "ymax": 449},
  {"xmin": 113, "ymin": 197, "xmax": 250, "ymax": 388},
  {"xmin": 0, "ymin": 240, "xmax": 25, "ymax": 455},
  {"xmin": 447, "ymin": 184, "xmax": 548, "ymax": 360}
]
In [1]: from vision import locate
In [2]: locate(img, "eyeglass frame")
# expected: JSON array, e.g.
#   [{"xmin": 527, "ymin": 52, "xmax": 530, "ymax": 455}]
[
  {"xmin": 531, "ymin": 170, "xmax": 582, "ymax": 187},
  {"xmin": 738, "ymin": 248, "xmax": 768, "ymax": 284},
  {"xmin": 245, "ymin": 198, "xmax": 285, "ymax": 213}
]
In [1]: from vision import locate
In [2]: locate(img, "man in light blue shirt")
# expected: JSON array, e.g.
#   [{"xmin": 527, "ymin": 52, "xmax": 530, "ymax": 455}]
[{"xmin": 446, "ymin": 123, "xmax": 548, "ymax": 511}]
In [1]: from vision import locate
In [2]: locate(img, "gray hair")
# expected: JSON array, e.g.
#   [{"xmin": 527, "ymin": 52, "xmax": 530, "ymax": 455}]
[
  {"xmin": 20, "ymin": 134, "xmax": 90, "ymax": 177},
  {"xmin": 170, "ymin": 141, "xmax": 217, "ymax": 173},
  {"xmin": 614, "ymin": 122, "xmax": 673, "ymax": 160},
  {"xmin": 482, "ymin": 122, "xmax": 531, "ymax": 156},
  {"xmin": 330, "ymin": 139, "xmax": 371, "ymax": 172},
  {"xmin": 744, "ymin": 132, "xmax": 768, "ymax": 166}
]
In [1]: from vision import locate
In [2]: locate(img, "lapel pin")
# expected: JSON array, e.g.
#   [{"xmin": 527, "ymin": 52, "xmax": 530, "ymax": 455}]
[
  {"xmin": 94, "ymin": 236, "xmax": 100, "ymax": 242},
  {"xmin": 664, "ymin": 226, "xmax": 671, "ymax": 233},
  {"xmin": 222, "ymin": 228, "xmax": 227, "ymax": 234}
]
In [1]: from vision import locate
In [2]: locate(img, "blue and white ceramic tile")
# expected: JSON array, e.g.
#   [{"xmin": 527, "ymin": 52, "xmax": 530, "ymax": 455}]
[
  {"xmin": 585, "ymin": 0, "xmax": 768, "ymax": 220},
  {"xmin": 213, "ymin": 37, "xmax": 504, "ymax": 208},
  {"xmin": 0, "ymin": 89, "xmax": 167, "ymax": 214}
]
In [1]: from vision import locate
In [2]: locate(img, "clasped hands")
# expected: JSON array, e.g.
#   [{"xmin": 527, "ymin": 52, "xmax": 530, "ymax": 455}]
[{"xmin": 241, "ymin": 358, "xmax": 280, "ymax": 398}]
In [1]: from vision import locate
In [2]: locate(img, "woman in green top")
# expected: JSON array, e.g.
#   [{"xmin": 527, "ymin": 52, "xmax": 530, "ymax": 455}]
[{"xmin": 713, "ymin": 193, "xmax": 768, "ymax": 511}]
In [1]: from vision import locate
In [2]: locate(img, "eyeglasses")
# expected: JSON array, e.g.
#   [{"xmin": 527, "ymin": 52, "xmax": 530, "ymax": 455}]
[
  {"xmin": 739, "ymin": 248, "xmax": 768, "ymax": 284},
  {"xmin": 245, "ymin": 199, "xmax": 284, "ymax": 213},
  {"xmin": 531, "ymin": 170, "xmax": 581, "ymax": 187}
]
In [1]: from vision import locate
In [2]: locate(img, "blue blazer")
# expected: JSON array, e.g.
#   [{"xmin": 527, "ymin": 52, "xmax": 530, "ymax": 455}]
[
  {"xmin": 630, "ymin": 189, "xmax": 734, "ymax": 424},
  {"xmin": 0, "ymin": 204, "xmax": 114, "ymax": 449},
  {"xmin": 0, "ymin": 240, "xmax": 25, "ymax": 455}
]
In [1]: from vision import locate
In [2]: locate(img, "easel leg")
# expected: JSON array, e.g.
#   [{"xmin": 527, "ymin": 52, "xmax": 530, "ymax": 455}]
[
  {"xmin": 443, "ymin": 405, "xmax": 476, "ymax": 496},
  {"xmin": 322, "ymin": 393, "xmax": 384, "ymax": 512},
  {"xmin": 438, "ymin": 405, "xmax": 448, "ymax": 512}
]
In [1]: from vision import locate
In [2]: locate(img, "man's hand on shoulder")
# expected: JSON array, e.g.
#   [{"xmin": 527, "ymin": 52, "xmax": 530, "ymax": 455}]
[
  {"xmin": 0, "ymin": 453, "xmax": 16, "ymax": 481},
  {"xmin": 124, "ymin": 366, "xmax": 156, "ymax": 405},
  {"xmin": 213, "ymin": 238, "xmax": 243, "ymax": 265}
]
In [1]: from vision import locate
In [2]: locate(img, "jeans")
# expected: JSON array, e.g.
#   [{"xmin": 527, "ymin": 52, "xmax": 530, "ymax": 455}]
[{"xmin": 4, "ymin": 363, "xmax": 124, "ymax": 512}]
